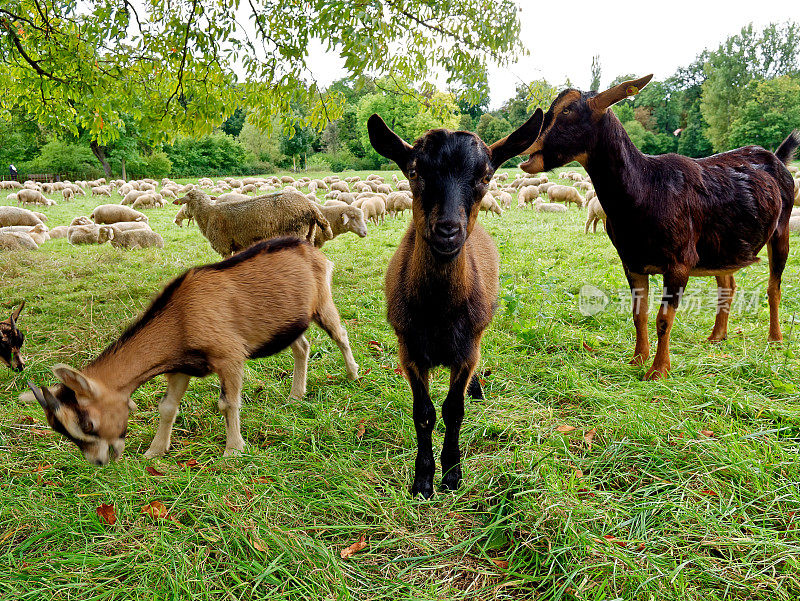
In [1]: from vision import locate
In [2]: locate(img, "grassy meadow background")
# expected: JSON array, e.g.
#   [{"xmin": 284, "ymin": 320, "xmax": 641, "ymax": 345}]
[{"xmin": 2, "ymin": 167, "xmax": 800, "ymax": 600}]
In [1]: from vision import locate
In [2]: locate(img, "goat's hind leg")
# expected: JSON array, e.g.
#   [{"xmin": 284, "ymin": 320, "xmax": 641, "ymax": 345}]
[
  {"xmin": 315, "ymin": 263, "xmax": 359, "ymax": 379},
  {"xmin": 217, "ymin": 365, "xmax": 245, "ymax": 456},
  {"xmin": 626, "ymin": 271, "xmax": 650, "ymax": 365},
  {"xmin": 289, "ymin": 335, "xmax": 310, "ymax": 399},
  {"xmin": 767, "ymin": 232, "xmax": 789, "ymax": 342},
  {"xmin": 144, "ymin": 373, "xmax": 191, "ymax": 458},
  {"xmin": 708, "ymin": 274, "xmax": 736, "ymax": 341}
]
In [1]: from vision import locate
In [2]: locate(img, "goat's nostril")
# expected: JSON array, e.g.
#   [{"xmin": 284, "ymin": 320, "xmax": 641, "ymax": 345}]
[{"xmin": 434, "ymin": 223, "xmax": 459, "ymax": 238}]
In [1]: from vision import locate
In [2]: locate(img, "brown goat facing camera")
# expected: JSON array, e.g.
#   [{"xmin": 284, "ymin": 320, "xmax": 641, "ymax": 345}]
[
  {"xmin": 25, "ymin": 238, "xmax": 359, "ymax": 465},
  {"xmin": 1, "ymin": 301, "xmax": 26, "ymax": 371},
  {"xmin": 521, "ymin": 74, "xmax": 799, "ymax": 379},
  {"xmin": 368, "ymin": 110, "xmax": 544, "ymax": 497}
]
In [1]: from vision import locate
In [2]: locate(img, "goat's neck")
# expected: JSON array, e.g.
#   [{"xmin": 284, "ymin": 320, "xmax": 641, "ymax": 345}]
[
  {"xmin": 83, "ymin": 313, "xmax": 183, "ymax": 396},
  {"xmin": 585, "ymin": 113, "xmax": 648, "ymax": 210},
  {"xmin": 409, "ymin": 229, "xmax": 469, "ymax": 295}
]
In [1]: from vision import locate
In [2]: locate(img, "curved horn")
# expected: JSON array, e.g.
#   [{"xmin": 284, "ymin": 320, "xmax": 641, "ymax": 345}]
[
  {"xmin": 588, "ymin": 74, "xmax": 654, "ymax": 114},
  {"xmin": 11, "ymin": 300, "xmax": 25, "ymax": 324},
  {"xmin": 27, "ymin": 381, "xmax": 57, "ymax": 412}
]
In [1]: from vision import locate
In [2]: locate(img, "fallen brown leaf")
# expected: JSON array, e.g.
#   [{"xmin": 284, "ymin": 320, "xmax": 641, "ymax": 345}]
[
  {"xmin": 700, "ymin": 430, "xmax": 714, "ymax": 438},
  {"xmin": 141, "ymin": 501, "xmax": 169, "ymax": 520},
  {"xmin": 96, "ymin": 503, "xmax": 117, "ymax": 525},
  {"xmin": 574, "ymin": 469, "xmax": 584, "ymax": 478},
  {"xmin": 177, "ymin": 459, "xmax": 199, "ymax": 468},
  {"xmin": 340, "ymin": 533, "xmax": 367, "ymax": 559},
  {"xmin": 582, "ymin": 341, "xmax": 596, "ymax": 353},
  {"xmin": 556, "ymin": 425, "xmax": 576, "ymax": 433},
  {"xmin": 490, "ymin": 558, "xmax": 509, "ymax": 569},
  {"xmin": 253, "ymin": 477, "xmax": 272, "ymax": 484},
  {"xmin": 584, "ymin": 428, "xmax": 596, "ymax": 448},
  {"xmin": 145, "ymin": 466, "xmax": 165, "ymax": 477},
  {"xmin": 356, "ymin": 420, "xmax": 366, "ymax": 439},
  {"xmin": 249, "ymin": 533, "xmax": 267, "ymax": 553}
]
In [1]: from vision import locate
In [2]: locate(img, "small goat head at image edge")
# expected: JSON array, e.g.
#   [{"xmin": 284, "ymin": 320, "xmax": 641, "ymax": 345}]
[
  {"xmin": 520, "ymin": 74, "xmax": 799, "ymax": 380},
  {"xmin": 367, "ymin": 109, "xmax": 543, "ymax": 498},
  {"xmin": 0, "ymin": 300, "xmax": 26, "ymax": 372}
]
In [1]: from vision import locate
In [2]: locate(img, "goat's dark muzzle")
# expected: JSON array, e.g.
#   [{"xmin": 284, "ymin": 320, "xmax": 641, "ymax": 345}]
[{"xmin": 429, "ymin": 221, "xmax": 465, "ymax": 259}]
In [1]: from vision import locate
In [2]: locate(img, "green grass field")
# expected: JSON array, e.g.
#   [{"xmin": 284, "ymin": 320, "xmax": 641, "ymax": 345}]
[{"xmin": 2, "ymin": 168, "xmax": 800, "ymax": 600}]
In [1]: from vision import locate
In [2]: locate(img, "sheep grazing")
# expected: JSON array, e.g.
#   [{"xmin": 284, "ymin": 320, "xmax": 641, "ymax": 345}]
[
  {"xmin": 131, "ymin": 193, "xmax": 164, "ymax": 209},
  {"xmin": 174, "ymin": 189, "xmax": 333, "ymax": 257},
  {"xmin": 313, "ymin": 204, "xmax": 368, "ymax": 247},
  {"xmin": 521, "ymin": 74, "xmax": 799, "ymax": 379},
  {"xmin": 110, "ymin": 228, "xmax": 164, "ymax": 250},
  {"xmin": 0, "ymin": 206, "xmax": 46, "ymax": 228},
  {"xmin": 584, "ymin": 196, "xmax": 607, "ymax": 233},
  {"xmin": 68, "ymin": 224, "xmax": 115, "ymax": 245},
  {"xmin": 26, "ymin": 237, "xmax": 359, "ymax": 464},
  {"xmin": 368, "ymin": 109, "xmax": 543, "ymax": 497},
  {"xmin": 92, "ymin": 186, "xmax": 112, "ymax": 197},
  {"xmin": 91, "ymin": 205, "xmax": 149, "ymax": 225},
  {"xmin": 518, "ymin": 185, "xmax": 540, "ymax": 207},
  {"xmin": 62, "ymin": 188, "xmax": 74, "ymax": 201},
  {"xmin": 546, "ymin": 184, "xmax": 584, "ymax": 208},
  {"xmin": 0, "ymin": 301, "xmax": 26, "ymax": 371},
  {"xmin": 359, "ymin": 196, "xmax": 386, "ymax": 225},
  {"xmin": 386, "ymin": 191, "xmax": 412, "ymax": 217},
  {"xmin": 479, "ymin": 193, "xmax": 502, "ymax": 215},
  {"xmin": 17, "ymin": 189, "xmax": 56, "ymax": 206}
]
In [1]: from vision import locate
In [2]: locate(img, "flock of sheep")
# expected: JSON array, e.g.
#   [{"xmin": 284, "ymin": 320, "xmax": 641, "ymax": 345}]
[{"xmin": 2, "ymin": 166, "xmax": 799, "ymax": 256}]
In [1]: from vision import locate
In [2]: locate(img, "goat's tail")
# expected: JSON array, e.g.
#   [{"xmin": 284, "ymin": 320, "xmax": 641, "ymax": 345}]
[
  {"xmin": 775, "ymin": 130, "xmax": 800, "ymax": 165},
  {"xmin": 309, "ymin": 204, "xmax": 334, "ymax": 242}
]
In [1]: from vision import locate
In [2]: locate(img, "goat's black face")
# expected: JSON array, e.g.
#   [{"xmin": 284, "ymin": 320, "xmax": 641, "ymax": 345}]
[
  {"xmin": 368, "ymin": 110, "xmax": 544, "ymax": 260},
  {"xmin": 407, "ymin": 130, "xmax": 491, "ymax": 259}
]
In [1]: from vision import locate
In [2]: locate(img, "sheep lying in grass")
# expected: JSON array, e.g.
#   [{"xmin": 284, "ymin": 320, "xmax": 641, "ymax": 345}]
[
  {"xmin": 110, "ymin": 228, "xmax": 164, "ymax": 249},
  {"xmin": 585, "ymin": 196, "xmax": 607, "ymax": 233},
  {"xmin": 175, "ymin": 189, "xmax": 333, "ymax": 256},
  {"xmin": 0, "ymin": 206, "xmax": 46, "ymax": 227},
  {"xmin": 91, "ymin": 205, "xmax": 149, "ymax": 225},
  {"xmin": 313, "ymin": 204, "xmax": 368, "ymax": 247},
  {"xmin": 0, "ymin": 231, "xmax": 38, "ymax": 250},
  {"xmin": 68, "ymin": 224, "xmax": 115, "ymax": 245},
  {"xmin": 0, "ymin": 224, "xmax": 48, "ymax": 244},
  {"xmin": 546, "ymin": 184, "xmax": 584, "ymax": 208},
  {"xmin": 534, "ymin": 198, "xmax": 568, "ymax": 213}
]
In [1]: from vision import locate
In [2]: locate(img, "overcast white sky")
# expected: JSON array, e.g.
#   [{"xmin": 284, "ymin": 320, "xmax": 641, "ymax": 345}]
[{"xmin": 305, "ymin": 0, "xmax": 796, "ymax": 108}]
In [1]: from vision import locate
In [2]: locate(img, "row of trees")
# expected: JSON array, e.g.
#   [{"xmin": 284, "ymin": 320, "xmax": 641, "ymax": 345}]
[{"xmin": 1, "ymin": 9, "xmax": 798, "ymax": 178}]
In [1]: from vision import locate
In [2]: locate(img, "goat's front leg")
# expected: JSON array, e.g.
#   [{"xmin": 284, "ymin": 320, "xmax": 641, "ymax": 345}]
[
  {"xmin": 626, "ymin": 271, "xmax": 650, "ymax": 364},
  {"xmin": 404, "ymin": 360, "xmax": 435, "ymax": 499},
  {"xmin": 217, "ymin": 365, "xmax": 245, "ymax": 456},
  {"xmin": 646, "ymin": 271, "xmax": 689, "ymax": 380},
  {"xmin": 144, "ymin": 373, "xmax": 191, "ymax": 458},
  {"xmin": 441, "ymin": 359, "xmax": 478, "ymax": 492}
]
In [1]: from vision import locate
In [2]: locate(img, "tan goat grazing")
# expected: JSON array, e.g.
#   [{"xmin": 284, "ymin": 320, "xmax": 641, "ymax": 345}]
[{"xmin": 26, "ymin": 237, "xmax": 359, "ymax": 464}]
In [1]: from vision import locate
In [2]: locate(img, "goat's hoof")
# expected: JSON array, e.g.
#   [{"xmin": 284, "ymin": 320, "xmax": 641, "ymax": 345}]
[
  {"xmin": 706, "ymin": 334, "xmax": 727, "ymax": 342},
  {"xmin": 768, "ymin": 335, "xmax": 783, "ymax": 343},
  {"xmin": 644, "ymin": 366, "xmax": 669, "ymax": 380},
  {"xmin": 347, "ymin": 366, "xmax": 360, "ymax": 380},
  {"xmin": 411, "ymin": 480, "xmax": 434, "ymax": 499},
  {"xmin": 441, "ymin": 469, "xmax": 462, "ymax": 492},
  {"xmin": 143, "ymin": 446, "xmax": 167, "ymax": 459}
]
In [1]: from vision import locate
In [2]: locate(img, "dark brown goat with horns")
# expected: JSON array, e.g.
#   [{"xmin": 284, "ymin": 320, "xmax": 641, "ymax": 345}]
[
  {"xmin": 368, "ymin": 110, "xmax": 544, "ymax": 497},
  {"xmin": 521, "ymin": 74, "xmax": 799, "ymax": 379}
]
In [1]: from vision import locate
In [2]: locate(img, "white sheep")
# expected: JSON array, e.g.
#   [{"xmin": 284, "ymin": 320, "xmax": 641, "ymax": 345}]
[
  {"xmin": 534, "ymin": 198, "xmax": 568, "ymax": 213},
  {"xmin": 313, "ymin": 204, "xmax": 368, "ymax": 247},
  {"xmin": 92, "ymin": 186, "xmax": 112, "ymax": 197},
  {"xmin": 91, "ymin": 205, "xmax": 149, "ymax": 224},
  {"xmin": 67, "ymin": 224, "xmax": 115, "ymax": 245},
  {"xmin": 359, "ymin": 196, "xmax": 386, "ymax": 225},
  {"xmin": 546, "ymin": 185, "xmax": 584, "ymax": 208},
  {"xmin": 131, "ymin": 193, "xmax": 165, "ymax": 209},
  {"xmin": 584, "ymin": 197, "xmax": 607, "ymax": 233},
  {"xmin": 0, "ymin": 231, "xmax": 38, "ymax": 250},
  {"xmin": 479, "ymin": 193, "xmax": 502, "ymax": 216},
  {"xmin": 517, "ymin": 185, "xmax": 540, "ymax": 208},
  {"xmin": 17, "ymin": 189, "xmax": 56, "ymax": 206},
  {"xmin": 110, "ymin": 228, "xmax": 164, "ymax": 249},
  {"xmin": 0, "ymin": 206, "xmax": 46, "ymax": 227}
]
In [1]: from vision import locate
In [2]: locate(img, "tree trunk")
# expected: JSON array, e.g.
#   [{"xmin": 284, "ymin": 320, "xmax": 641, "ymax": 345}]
[
  {"xmin": 90, "ymin": 141, "xmax": 112, "ymax": 179},
  {"xmin": 121, "ymin": 158, "xmax": 127, "ymax": 181}
]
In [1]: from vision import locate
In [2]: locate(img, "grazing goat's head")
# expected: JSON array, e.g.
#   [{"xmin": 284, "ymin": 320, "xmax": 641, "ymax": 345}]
[
  {"xmin": 368, "ymin": 110, "xmax": 543, "ymax": 260},
  {"xmin": 0, "ymin": 301, "xmax": 26, "ymax": 372},
  {"xmin": 27, "ymin": 366, "xmax": 135, "ymax": 465},
  {"xmin": 520, "ymin": 74, "xmax": 653, "ymax": 174}
]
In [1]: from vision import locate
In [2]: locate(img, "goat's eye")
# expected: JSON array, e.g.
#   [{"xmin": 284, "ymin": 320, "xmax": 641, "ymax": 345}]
[
  {"xmin": 562, "ymin": 108, "xmax": 571, "ymax": 115},
  {"xmin": 408, "ymin": 168, "xmax": 417, "ymax": 180},
  {"xmin": 481, "ymin": 175, "xmax": 491, "ymax": 185}
]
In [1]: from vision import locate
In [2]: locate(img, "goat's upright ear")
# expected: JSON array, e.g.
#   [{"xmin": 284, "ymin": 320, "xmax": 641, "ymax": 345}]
[
  {"xmin": 52, "ymin": 364, "xmax": 98, "ymax": 403},
  {"xmin": 367, "ymin": 114, "xmax": 413, "ymax": 169},
  {"xmin": 588, "ymin": 74, "xmax": 653, "ymax": 115},
  {"xmin": 11, "ymin": 300, "xmax": 25, "ymax": 323},
  {"xmin": 488, "ymin": 109, "xmax": 544, "ymax": 170}
]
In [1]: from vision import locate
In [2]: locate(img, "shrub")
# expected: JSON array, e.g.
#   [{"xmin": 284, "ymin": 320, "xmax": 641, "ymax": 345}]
[
  {"xmin": 165, "ymin": 133, "xmax": 250, "ymax": 176},
  {"xmin": 20, "ymin": 139, "xmax": 102, "ymax": 178}
]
